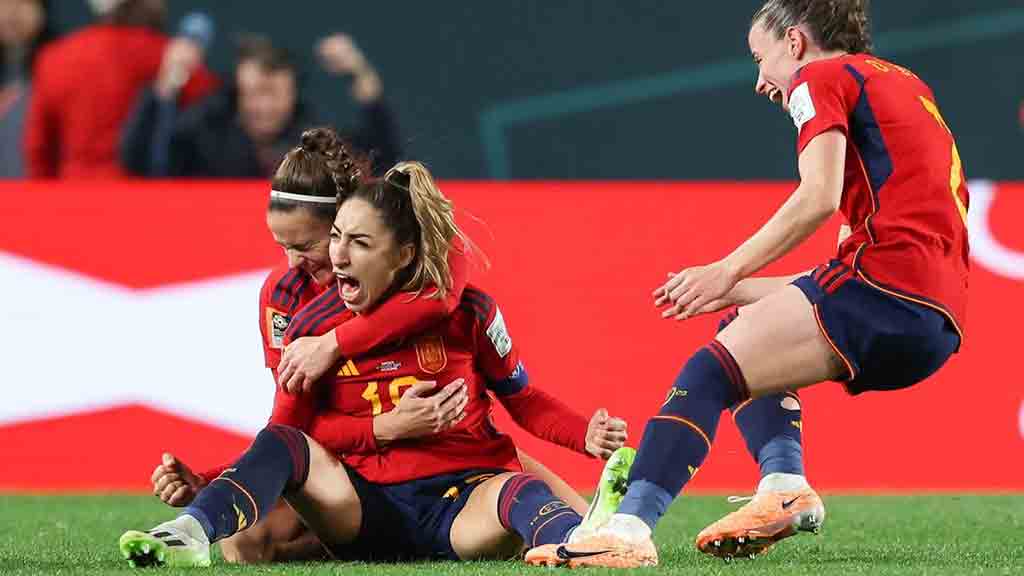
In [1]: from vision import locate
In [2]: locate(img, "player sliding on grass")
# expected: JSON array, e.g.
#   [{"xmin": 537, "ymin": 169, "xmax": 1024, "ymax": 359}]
[
  {"xmin": 120, "ymin": 140, "xmax": 635, "ymax": 567},
  {"xmin": 142, "ymin": 128, "xmax": 605, "ymax": 563},
  {"xmin": 527, "ymin": 0, "xmax": 969, "ymax": 567}
]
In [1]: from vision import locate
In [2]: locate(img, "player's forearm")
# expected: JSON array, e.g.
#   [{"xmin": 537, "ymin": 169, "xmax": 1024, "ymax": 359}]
[
  {"xmin": 722, "ymin": 184, "xmax": 835, "ymax": 280},
  {"xmin": 309, "ymin": 412, "xmax": 378, "ymax": 454},
  {"xmin": 500, "ymin": 387, "xmax": 588, "ymax": 454}
]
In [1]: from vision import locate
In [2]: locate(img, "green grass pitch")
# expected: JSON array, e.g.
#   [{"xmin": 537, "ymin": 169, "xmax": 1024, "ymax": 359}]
[{"xmin": 1, "ymin": 494, "xmax": 1021, "ymax": 575}]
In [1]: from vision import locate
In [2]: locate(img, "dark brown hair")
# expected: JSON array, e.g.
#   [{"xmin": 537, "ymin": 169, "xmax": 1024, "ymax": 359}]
[
  {"xmin": 269, "ymin": 127, "xmax": 368, "ymax": 222},
  {"xmin": 340, "ymin": 162, "xmax": 469, "ymax": 300},
  {"xmin": 107, "ymin": 0, "xmax": 165, "ymax": 30},
  {"xmin": 752, "ymin": 0, "xmax": 872, "ymax": 54},
  {"xmin": 236, "ymin": 34, "xmax": 295, "ymax": 75}
]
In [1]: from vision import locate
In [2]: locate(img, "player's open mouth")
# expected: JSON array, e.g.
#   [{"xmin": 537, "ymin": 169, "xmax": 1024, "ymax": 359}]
[
  {"xmin": 768, "ymin": 87, "xmax": 783, "ymax": 106},
  {"xmin": 335, "ymin": 272, "xmax": 362, "ymax": 303}
]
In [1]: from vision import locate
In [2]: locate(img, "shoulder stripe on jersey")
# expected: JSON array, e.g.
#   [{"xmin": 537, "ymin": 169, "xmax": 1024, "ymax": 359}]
[
  {"xmin": 286, "ymin": 276, "xmax": 311, "ymax": 311},
  {"xmin": 271, "ymin": 269, "xmax": 300, "ymax": 307},
  {"xmin": 463, "ymin": 288, "xmax": 494, "ymax": 311},
  {"xmin": 458, "ymin": 300, "xmax": 487, "ymax": 323},
  {"xmin": 844, "ymin": 63, "xmax": 893, "ymax": 228},
  {"xmin": 286, "ymin": 288, "xmax": 341, "ymax": 339},
  {"xmin": 304, "ymin": 298, "xmax": 348, "ymax": 338}
]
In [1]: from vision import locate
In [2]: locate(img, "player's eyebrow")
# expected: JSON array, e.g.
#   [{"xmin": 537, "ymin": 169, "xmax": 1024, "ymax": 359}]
[{"xmin": 332, "ymin": 224, "xmax": 372, "ymax": 240}]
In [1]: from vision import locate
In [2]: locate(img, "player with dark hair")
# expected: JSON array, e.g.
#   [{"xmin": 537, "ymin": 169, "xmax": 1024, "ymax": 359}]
[
  {"xmin": 120, "ymin": 133, "xmax": 631, "ymax": 567},
  {"xmin": 528, "ymin": 0, "xmax": 968, "ymax": 567}
]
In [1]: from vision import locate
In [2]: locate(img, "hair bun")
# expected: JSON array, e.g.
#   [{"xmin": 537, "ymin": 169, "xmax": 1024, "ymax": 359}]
[{"xmin": 300, "ymin": 127, "xmax": 339, "ymax": 157}]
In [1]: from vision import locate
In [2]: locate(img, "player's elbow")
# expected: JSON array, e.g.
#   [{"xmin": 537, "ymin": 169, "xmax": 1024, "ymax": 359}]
[{"xmin": 798, "ymin": 181, "xmax": 841, "ymax": 223}]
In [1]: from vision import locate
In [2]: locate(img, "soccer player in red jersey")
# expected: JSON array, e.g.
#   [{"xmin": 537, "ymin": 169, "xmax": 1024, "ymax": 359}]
[
  {"xmin": 124, "ymin": 142, "xmax": 629, "ymax": 567},
  {"xmin": 143, "ymin": 128, "xmax": 615, "ymax": 564},
  {"xmin": 533, "ymin": 0, "xmax": 968, "ymax": 568}
]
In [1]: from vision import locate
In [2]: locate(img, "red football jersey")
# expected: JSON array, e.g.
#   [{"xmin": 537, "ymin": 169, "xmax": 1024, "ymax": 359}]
[
  {"xmin": 788, "ymin": 54, "xmax": 969, "ymax": 340},
  {"xmin": 296, "ymin": 285, "xmax": 588, "ymax": 485},
  {"xmin": 314, "ymin": 286, "xmax": 523, "ymax": 484}
]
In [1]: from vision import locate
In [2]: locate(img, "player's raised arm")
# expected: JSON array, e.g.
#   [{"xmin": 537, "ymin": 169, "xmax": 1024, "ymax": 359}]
[{"xmin": 657, "ymin": 129, "xmax": 845, "ymax": 321}]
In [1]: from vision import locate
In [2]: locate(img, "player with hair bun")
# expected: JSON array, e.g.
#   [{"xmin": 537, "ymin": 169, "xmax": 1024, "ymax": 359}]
[
  {"xmin": 120, "ymin": 130, "xmax": 632, "ymax": 567},
  {"xmin": 529, "ymin": 0, "xmax": 969, "ymax": 567}
]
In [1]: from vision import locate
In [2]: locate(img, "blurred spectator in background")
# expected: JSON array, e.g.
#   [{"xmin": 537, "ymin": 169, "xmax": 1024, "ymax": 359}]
[
  {"xmin": 121, "ymin": 33, "xmax": 400, "ymax": 178},
  {"xmin": 23, "ymin": 0, "xmax": 217, "ymax": 178},
  {"xmin": 0, "ymin": 0, "xmax": 53, "ymax": 178}
]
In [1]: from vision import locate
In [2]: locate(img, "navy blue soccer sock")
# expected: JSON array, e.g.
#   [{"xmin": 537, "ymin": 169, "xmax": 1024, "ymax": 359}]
[
  {"xmin": 497, "ymin": 473, "xmax": 582, "ymax": 548},
  {"xmin": 183, "ymin": 424, "xmax": 310, "ymax": 543},
  {"xmin": 717, "ymin": 308, "xmax": 804, "ymax": 479},
  {"xmin": 731, "ymin": 393, "xmax": 804, "ymax": 477},
  {"xmin": 619, "ymin": 341, "xmax": 749, "ymax": 531}
]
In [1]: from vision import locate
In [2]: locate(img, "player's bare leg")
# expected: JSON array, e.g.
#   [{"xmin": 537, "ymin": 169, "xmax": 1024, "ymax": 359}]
[
  {"xmin": 219, "ymin": 500, "xmax": 328, "ymax": 564},
  {"xmin": 547, "ymin": 285, "xmax": 841, "ymax": 568},
  {"xmin": 449, "ymin": 472, "xmax": 525, "ymax": 560},
  {"xmin": 449, "ymin": 471, "xmax": 583, "ymax": 561}
]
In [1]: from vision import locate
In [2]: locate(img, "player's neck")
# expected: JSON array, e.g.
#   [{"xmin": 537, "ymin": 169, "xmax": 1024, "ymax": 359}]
[{"xmin": 800, "ymin": 48, "xmax": 849, "ymax": 67}]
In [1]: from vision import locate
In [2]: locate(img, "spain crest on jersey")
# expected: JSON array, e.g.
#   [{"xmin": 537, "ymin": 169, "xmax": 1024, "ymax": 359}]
[{"xmin": 415, "ymin": 335, "xmax": 447, "ymax": 374}]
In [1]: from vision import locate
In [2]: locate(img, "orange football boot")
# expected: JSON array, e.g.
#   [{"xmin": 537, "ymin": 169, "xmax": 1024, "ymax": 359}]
[
  {"xmin": 695, "ymin": 488, "xmax": 824, "ymax": 559},
  {"xmin": 525, "ymin": 534, "xmax": 658, "ymax": 569}
]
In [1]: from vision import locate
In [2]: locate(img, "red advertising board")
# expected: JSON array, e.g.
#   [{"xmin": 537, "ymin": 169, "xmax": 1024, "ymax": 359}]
[{"xmin": 0, "ymin": 180, "xmax": 1020, "ymax": 492}]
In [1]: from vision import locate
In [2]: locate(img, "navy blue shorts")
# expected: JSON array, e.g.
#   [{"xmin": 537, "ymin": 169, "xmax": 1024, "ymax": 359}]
[
  {"xmin": 329, "ymin": 467, "xmax": 506, "ymax": 561},
  {"xmin": 791, "ymin": 261, "xmax": 960, "ymax": 395}
]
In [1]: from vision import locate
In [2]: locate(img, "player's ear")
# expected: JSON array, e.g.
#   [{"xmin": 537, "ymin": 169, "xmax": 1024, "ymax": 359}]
[
  {"xmin": 785, "ymin": 25, "xmax": 808, "ymax": 60},
  {"xmin": 397, "ymin": 242, "xmax": 416, "ymax": 270}
]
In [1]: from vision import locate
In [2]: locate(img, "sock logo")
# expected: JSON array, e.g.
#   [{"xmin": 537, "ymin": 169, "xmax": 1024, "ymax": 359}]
[
  {"xmin": 688, "ymin": 465, "xmax": 699, "ymax": 478},
  {"xmin": 538, "ymin": 501, "xmax": 570, "ymax": 516},
  {"xmin": 662, "ymin": 388, "xmax": 688, "ymax": 407},
  {"xmin": 233, "ymin": 504, "xmax": 248, "ymax": 531},
  {"xmin": 791, "ymin": 420, "xmax": 802, "ymax": 431}
]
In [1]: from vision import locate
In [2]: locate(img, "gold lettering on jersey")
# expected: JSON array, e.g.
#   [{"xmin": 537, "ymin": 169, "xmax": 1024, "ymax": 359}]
[{"xmin": 415, "ymin": 335, "xmax": 447, "ymax": 374}]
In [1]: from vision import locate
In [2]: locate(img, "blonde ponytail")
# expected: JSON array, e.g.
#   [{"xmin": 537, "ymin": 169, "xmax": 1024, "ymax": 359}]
[{"xmin": 385, "ymin": 162, "xmax": 474, "ymax": 299}]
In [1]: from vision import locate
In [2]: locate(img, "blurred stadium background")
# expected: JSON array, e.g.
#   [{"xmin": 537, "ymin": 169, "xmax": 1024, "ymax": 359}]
[{"xmin": 1, "ymin": 0, "xmax": 1022, "ymax": 503}]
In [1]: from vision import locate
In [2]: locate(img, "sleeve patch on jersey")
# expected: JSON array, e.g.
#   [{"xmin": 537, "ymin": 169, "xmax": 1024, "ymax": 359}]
[
  {"xmin": 788, "ymin": 82, "xmax": 816, "ymax": 130},
  {"xmin": 486, "ymin": 307, "xmax": 513, "ymax": 358},
  {"xmin": 267, "ymin": 309, "xmax": 290, "ymax": 349}
]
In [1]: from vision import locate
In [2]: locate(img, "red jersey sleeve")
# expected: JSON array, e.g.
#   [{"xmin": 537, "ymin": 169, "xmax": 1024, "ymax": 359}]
[
  {"xmin": 307, "ymin": 412, "xmax": 378, "ymax": 455},
  {"xmin": 328, "ymin": 237, "xmax": 471, "ymax": 353},
  {"xmin": 260, "ymin": 266, "xmax": 313, "ymax": 368},
  {"xmin": 789, "ymin": 60, "xmax": 859, "ymax": 154},
  {"xmin": 469, "ymin": 288, "xmax": 589, "ymax": 455}
]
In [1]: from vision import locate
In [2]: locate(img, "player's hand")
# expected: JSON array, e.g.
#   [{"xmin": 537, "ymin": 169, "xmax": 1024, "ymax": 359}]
[
  {"xmin": 317, "ymin": 33, "xmax": 381, "ymax": 103},
  {"xmin": 655, "ymin": 261, "xmax": 739, "ymax": 321},
  {"xmin": 585, "ymin": 408, "xmax": 628, "ymax": 460},
  {"xmin": 381, "ymin": 378, "xmax": 468, "ymax": 441},
  {"xmin": 150, "ymin": 453, "xmax": 203, "ymax": 507},
  {"xmin": 659, "ymin": 273, "xmax": 734, "ymax": 316},
  {"xmin": 279, "ymin": 333, "xmax": 341, "ymax": 395}
]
